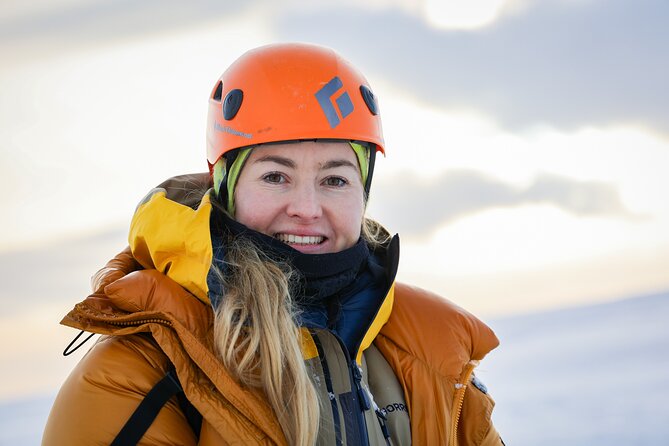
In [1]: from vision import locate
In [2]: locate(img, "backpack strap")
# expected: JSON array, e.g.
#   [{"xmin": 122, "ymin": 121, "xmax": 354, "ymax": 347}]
[
  {"xmin": 111, "ymin": 368, "xmax": 201, "ymax": 445},
  {"xmin": 174, "ymin": 376, "xmax": 203, "ymax": 438}
]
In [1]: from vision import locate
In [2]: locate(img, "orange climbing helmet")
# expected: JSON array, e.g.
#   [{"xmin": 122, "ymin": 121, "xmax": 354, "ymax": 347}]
[{"xmin": 206, "ymin": 43, "xmax": 385, "ymax": 169}]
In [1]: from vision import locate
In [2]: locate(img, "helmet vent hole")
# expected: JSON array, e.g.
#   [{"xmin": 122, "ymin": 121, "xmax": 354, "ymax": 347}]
[
  {"xmin": 223, "ymin": 89, "xmax": 244, "ymax": 120},
  {"xmin": 360, "ymin": 85, "xmax": 378, "ymax": 116},
  {"xmin": 212, "ymin": 81, "xmax": 223, "ymax": 101}
]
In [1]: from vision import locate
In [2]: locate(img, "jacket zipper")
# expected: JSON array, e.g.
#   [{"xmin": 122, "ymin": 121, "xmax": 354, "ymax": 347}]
[
  {"xmin": 449, "ymin": 362, "xmax": 477, "ymax": 446},
  {"xmin": 107, "ymin": 318, "xmax": 173, "ymax": 327},
  {"xmin": 74, "ymin": 300, "xmax": 175, "ymax": 329}
]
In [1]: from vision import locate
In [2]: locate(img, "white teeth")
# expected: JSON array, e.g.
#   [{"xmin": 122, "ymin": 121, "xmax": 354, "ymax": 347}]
[{"xmin": 276, "ymin": 234, "xmax": 324, "ymax": 245}]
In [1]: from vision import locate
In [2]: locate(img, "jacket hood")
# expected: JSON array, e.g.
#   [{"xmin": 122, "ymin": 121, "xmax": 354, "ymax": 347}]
[{"xmin": 129, "ymin": 179, "xmax": 214, "ymax": 305}]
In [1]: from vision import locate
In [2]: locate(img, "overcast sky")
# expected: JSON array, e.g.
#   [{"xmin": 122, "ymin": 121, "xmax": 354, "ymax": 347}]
[
  {"xmin": 275, "ymin": 0, "xmax": 668, "ymax": 132},
  {"xmin": 1, "ymin": 0, "xmax": 668, "ymax": 399}
]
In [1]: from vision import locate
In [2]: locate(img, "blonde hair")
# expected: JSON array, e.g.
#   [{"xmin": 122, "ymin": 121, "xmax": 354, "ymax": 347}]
[
  {"xmin": 211, "ymin": 186, "xmax": 390, "ymax": 444},
  {"xmin": 362, "ymin": 216, "xmax": 392, "ymax": 249},
  {"xmin": 212, "ymin": 236, "xmax": 320, "ymax": 445}
]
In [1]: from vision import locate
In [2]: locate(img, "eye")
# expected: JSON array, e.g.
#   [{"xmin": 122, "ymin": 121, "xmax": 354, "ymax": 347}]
[
  {"xmin": 323, "ymin": 176, "xmax": 348, "ymax": 187},
  {"xmin": 262, "ymin": 172, "xmax": 285, "ymax": 184}
]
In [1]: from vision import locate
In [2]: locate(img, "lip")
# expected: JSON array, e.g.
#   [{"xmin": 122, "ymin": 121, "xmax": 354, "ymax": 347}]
[
  {"xmin": 288, "ymin": 240, "xmax": 333, "ymax": 254},
  {"xmin": 274, "ymin": 229, "xmax": 327, "ymax": 237}
]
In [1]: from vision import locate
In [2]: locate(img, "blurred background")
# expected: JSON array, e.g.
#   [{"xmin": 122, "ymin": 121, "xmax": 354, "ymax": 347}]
[{"xmin": 1, "ymin": 0, "xmax": 668, "ymax": 444}]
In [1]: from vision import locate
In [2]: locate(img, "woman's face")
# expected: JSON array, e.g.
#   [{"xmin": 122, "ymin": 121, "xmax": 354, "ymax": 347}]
[{"xmin": 234, "ymin": 141, "xmax": 365, "ymax": 254}]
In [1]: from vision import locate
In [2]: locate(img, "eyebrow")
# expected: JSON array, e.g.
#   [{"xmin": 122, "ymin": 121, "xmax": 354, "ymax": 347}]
[
  {"xmin": 321, "ymin": 159, "xmax": 358, "ymax": 170},
  {"xmin": 254, "ymin": 155, "xmax": 358, "ymax": 171},
  {"xmin": 254, "ymin": 155, "xmax": 296, "ymax": 169}
]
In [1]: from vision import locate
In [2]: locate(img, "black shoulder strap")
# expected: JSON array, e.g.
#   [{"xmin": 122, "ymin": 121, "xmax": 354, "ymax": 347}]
[
  {"xmin": 175, "ymin": 378, "xmax": 203, "ymax": 439},
  {"xmin": 111, "ymin": 368, "xmax": 201, "ymax": 445}
]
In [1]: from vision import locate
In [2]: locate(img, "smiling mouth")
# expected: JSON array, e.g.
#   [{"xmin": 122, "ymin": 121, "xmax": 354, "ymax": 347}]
[{"xmin": 275, "ymin": 233, "xmax": 325, "ymax": 245}]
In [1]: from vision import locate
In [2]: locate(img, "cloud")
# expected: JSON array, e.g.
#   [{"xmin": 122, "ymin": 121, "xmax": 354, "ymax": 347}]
[
  {"xmin": 273, "ymin": 0, "xmax": 669, "ymax": 134},
  {"xmin": 0, "ymin": 227, "xmax": 127, "ymax": 315},
  {"xmin": 0, "ymin": 0, "xmax": 249, "ymax": 56},
  {"xmin": 368, "ymin": 170, "xmax": 638, "ymax": 236},
  {"xmin": 6, "ymin": 0, "xmax": 666, "ymax": 134}
]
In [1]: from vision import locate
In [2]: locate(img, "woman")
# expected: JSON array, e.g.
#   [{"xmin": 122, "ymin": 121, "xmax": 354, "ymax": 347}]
[{"xmin": 43, "ymin": 43, "xmax": 503, "ymax": 445}]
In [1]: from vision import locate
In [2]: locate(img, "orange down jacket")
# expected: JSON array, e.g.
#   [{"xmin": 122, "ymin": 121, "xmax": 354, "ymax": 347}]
[{"xmin": 42, "ymin": 176, "xmax": 502, "ymax": 445}]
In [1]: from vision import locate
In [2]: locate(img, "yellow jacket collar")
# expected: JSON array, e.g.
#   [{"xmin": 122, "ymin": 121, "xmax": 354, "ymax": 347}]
[{"xmin": 129, "ymin": 187, "xmax": 214, "ymax": 305}]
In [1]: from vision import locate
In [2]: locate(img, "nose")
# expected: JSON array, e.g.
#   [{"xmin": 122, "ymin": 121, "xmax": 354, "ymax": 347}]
[{"xmin": 285, "ymin": 182, "xmax": 322, "ymax": 221}]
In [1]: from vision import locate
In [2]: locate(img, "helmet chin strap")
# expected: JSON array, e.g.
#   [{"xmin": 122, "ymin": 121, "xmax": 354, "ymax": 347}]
[
  {"xmin": 211, "ymin": 149, "xmax": 242, "ymax": 214},
  {"xmin": 364, "ymin": 145, "xmax": 376, "ymax": 200}
]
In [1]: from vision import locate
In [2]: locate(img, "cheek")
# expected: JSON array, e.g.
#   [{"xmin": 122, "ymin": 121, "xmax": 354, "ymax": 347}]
[
  {"xmin": 234, "ymin": 188, "xmax": 273, "ymax": 231},
  {"xmin": 334, "ymin": 198, "xmax": 365, "ymax": 243}
]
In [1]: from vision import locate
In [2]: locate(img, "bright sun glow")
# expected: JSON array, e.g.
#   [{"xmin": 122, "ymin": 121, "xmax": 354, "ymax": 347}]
[{"xmin": 423, "ymin": 0, "xmax": 511, "ymax": 29}]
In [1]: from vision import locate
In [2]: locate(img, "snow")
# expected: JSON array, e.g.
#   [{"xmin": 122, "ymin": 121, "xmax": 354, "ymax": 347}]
[
  {"xmin": 0, "ymin": 394, "xmax": 55, "ymax": 446},
  {"xmin": 478, "ymin": 291, "xmax": 669, "ymax": 445}
]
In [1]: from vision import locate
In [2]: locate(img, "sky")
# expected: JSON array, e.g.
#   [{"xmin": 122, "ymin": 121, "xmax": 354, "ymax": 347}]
[{"xmin": 1, "ymin": 0, "xmax": 668, "ymax": 399}]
